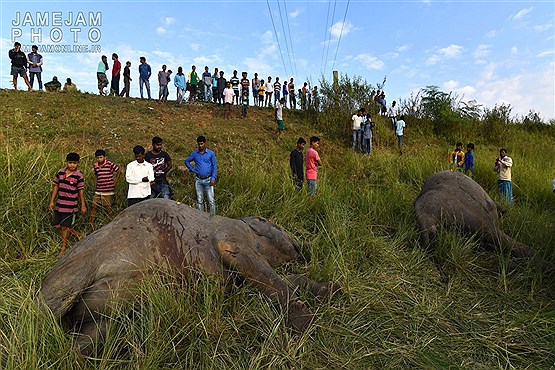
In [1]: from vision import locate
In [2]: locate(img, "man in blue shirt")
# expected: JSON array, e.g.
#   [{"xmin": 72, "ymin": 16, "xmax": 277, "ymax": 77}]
[
  {"xmin": 138, "ymin": 56, "xmax": 152, "ymax": 99},
  {"xmin": 184, "ymin": 136, "xmax": 218, "ymax": 215}
]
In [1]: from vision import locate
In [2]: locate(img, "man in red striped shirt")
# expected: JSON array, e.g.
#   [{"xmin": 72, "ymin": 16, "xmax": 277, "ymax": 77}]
[
  {"xmin": 90, "ymin": 149, "xmax": 121, "ymax": 228},
  {"xmin": 48, "ymin": 152, "xmax": 87, "ymax": 257}
]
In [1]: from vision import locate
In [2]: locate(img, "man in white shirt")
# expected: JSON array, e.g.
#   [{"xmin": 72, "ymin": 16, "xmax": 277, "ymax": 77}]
[
  {"xmin": 126, "ymin": 145, "xmax": 155, "ymax": 207},
  {"xmin": 351, "ymin": 109, "xmax": 364, "ymax": 151},
  {"xmin": 388, "ymin": 100, "xmax": 398, "ymax": 130},
  {"xmin": 493, "ymin": 148, "xmax": 513, "ymax": 205}
]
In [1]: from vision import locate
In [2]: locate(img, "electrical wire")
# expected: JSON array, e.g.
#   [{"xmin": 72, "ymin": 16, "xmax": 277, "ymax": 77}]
[
  {"xmin": 267, "ymin": 0, "xmax": 289, "ymax": 78},
  {"xmin": 277, "ymin": 0, "xmax": 294, "ymax": 78},
  {"xmin": 282, "ymin": 0, "xmax": 298, "ymax": 77},
  {"xmin": 331, "ymin": 0, "xmax": 350, "ymax": 73}
]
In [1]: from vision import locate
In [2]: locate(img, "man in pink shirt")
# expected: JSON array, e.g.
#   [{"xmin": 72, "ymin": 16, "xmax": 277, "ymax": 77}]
[{"xmin": 305, "ymin": 136, "xmax": 322, "ymax": 196}]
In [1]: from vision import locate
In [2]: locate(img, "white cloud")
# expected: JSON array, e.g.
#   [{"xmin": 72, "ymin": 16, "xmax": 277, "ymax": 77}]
[
  {"xmin": 289, "ymin": 9, "xmax": 302, "ymax": 18},
  {"xmin": 354, "ymin": 53, "xmax": 384, "ymax": 70},
  {"xmin": 481, "ymin": 62, "xmax": 497, "ymax": 81},
  {"xmin": 510, "ymin": 7, "xmax": 533, "ymax": 21},
  {"xmin": 473, "ymin": 61, "xmax": 554, "ymax": 119},
  {"xmin": 511, "ymin": 46, "xmax": 518, "ymax": 54},
  {"xmin": 443, "ymin": 80, "xmax": 476, "ymax": 97},
  {"xmin": 190, "ymin": 43, "xmax": 200, "ymax": 52},
  {"xmin": 443, "ymin": 80, "xmax": 459, "ymax": 90},
  {"xmin": 396, "ymin": 44, "xmax": 411, "ymax": 52},
  {"xmin": 261, "ymin": 30, "xmax": 274, "ymax": 45},
  {"xmin": 485, "ymin": 30, "xmax": 498, "ymax": 39},
  {"xmin": 382, "ymin": 52, "xmax": 399, "ymax": 60},
  {"xmin": 156, "ymin": 27, "xmax": 166, "ymax": 35},
  {"xmin": 532, "ymin": 23, "xmax": 553, "ymax": 32},
  {"xmin": 473, "ymin": 44, "xmax": 490, "ymax": 59},
  {"xmin": 330, "ymin": 21, "xmax": 354, "ymax": 39},
  {"xmin": 193, "ymin": 55, "xmax": 223, "ymax": 67},
  {"xmin": 426, "ymin": 44, "xmax": 463, "ymax": 65},
  {"xmin": 164, "ymin": 17, "xmax": 175, "ymax": 26},
  {"xmin": 536, "ymin": 49, "xmax": 554, "ymax": 58}
]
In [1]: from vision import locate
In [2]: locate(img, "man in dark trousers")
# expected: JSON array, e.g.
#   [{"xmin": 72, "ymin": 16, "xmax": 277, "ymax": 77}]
[
  {"xmin": 145, "ymin": 136, "xmax": 173, "ymax": 199},
  {"xmin": 290, "ymin": 137, "xmax": 306, "ymax": 189}
]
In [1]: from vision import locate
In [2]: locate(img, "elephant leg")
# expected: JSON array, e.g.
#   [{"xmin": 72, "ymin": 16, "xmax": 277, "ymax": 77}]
[
  {"xmin": 417, "ymin": 218, "xmax": 449, "ymax": 283},
  {"xmin": 285, "ymin": 274, "xmax": 341, "ymax": 301},
  {"xmin": 73, "ymin": 316, "xmax": 107, "ymax": 356},
  {"xmin": 62, "ymin": 278, "xmax": 118, "ymax": 354},
  {"xmin": 216, "ymin": 240, "xmax": 313, "ymax": 331}
]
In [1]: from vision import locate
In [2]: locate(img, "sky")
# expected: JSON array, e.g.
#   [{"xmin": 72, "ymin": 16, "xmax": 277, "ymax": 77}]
[{"xmin": 1, "ymin": 0, "xmax": 554, "ymax": 120}]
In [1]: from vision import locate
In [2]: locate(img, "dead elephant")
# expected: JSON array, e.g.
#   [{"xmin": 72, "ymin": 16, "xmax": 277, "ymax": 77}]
[
  {"xmin": 39, "ymin": 199, "xmax": 338, "ymax": 351},
  {"xmin": 414, "ymin": 170, "xmax": 535, "ymax": 282}
]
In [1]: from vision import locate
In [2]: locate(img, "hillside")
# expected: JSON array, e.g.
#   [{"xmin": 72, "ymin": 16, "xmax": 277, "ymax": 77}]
[{"xmin": 1, "ymin": 89, "xmax": 554, "ymax": 369}]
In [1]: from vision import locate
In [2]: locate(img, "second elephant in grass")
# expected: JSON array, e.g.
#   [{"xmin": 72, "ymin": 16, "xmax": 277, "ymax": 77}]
[
  {"xmin": 415, "ymin": 170, "xmax": 535, "ymax": 282},
  {"xmin": 39, "ymin": 199, "xmax": 339, "ymax": 352}
]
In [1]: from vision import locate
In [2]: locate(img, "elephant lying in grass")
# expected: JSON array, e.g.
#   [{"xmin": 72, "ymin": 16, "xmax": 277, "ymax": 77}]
[
  {"xmin": 415, "ymin": 170, "xmax": 535, "ymax": 282},
  {"xmin": 39, "ymin": 199, "xmax": 339, "ymax": 352}
]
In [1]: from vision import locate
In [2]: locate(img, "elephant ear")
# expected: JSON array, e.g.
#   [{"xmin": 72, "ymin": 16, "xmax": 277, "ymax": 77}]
[{"xmin": 242, "ymin": 217, "xmax": 275, "ymax": 239}]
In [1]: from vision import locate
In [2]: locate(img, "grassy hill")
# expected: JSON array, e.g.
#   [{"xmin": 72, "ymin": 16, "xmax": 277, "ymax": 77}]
[{"xmin": 1, "ymin": 89, "xmax": 554, "ymax": 369}]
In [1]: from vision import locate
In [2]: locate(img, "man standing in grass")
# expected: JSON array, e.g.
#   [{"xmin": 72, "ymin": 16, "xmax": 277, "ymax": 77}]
[
  {"xmin": 351, "ymin": 109, "xmax": 363, "ymax": 151},
  {"xmin": 464, "ymin": 143, "xmax": 475, "ymax": 178},
  {"xmin": 110, "ymin": 53, "xmax": 121, "ymax": 97},
  {"xmin": 450, "ymin": 142, "xmax": 465, "ymax": 171},
  {"xmin": 185, "ymin": 136, "xmax": 218, "ymax": 216},
  {"xmin": 202, "ymin": 66, "xmax": 212, "ymax": 102},
  {"xmin": 145, "ymin": 137, "xmax": 173, "ymax": 199},
  {"xmin": 49, "ymin": 152, "xmax": 86, "ymax": 257},
  {"xmin": 275, "ymin": 97, "xmax": 285, "ymax": 139},
  {"xmin": 90, "ymin": 149, "xmax": 121, "ymax": 228},
  {"xmin": 126, "ymin": 145, "xmax": 155, "ymax": 207},
  {"xmin": 395, "ymin": 115, "xmax": 406, "ymax": 154},
  {"xmin": 120, "ymin": 61, "xmax": 132, "ymax": 97},
  {"xmin": 138, "ymin": 56, "xmax": 152, "ymax": 99},
  {"xmin": 290, "ymin": 137, "xmax": 306, "ymax": 189},
  {"xmin": 188, "ymin": 65, "xmax": 200, "ymax": 103},
  {"xmin": 230, "ymin": 70, "xmax": 240, "ymax": 105},
  {"xmin": 27, "ymin": 44, "xmax": 43, "ymax": 91},
  {"xmin": 158, "ymin": 64, "xmax": 170, "ymax": 102},
  {"xmin": 306, "ymin": 136, "xmax": 322, "ymax": 196},
  {"xmin": 494, "ymin": 148, "xmax": 513, "ymax": 205},
  {"xmin": 9, "ymin": 42, "xmax": 34, "ymax": 91}
]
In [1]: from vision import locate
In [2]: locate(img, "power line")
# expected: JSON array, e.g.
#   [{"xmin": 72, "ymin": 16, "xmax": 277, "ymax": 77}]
[
  {"xmin": 324, "ymin": 0, "xmax": 338, "ymax": 76},
  {"xmin": 320, "ymin": 0, "xmax": 332, "ymax": 74},
  {"xmin": 331, "ymin": 0, "xmax": 350, "ymax": 73},
  {"xmin": 282, "ymin": 0, "xmax": 298, "ymax": 77},
  {"xmin": 277, "ymin": 0, "xmax": 294, "ymax": 78},
  {"xmin": 267, "ymin": 0, "xmax": 289, "ymax": 78}
]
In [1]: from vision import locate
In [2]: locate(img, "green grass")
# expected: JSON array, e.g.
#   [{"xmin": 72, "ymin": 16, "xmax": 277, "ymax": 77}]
[{"xmin": 0, "ymin": 89, "xmax": 554, "ymax": 369}]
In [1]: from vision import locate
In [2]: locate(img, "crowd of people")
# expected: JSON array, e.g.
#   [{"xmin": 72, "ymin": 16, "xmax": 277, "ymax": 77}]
[
  {"xmin": 92, "ymin": 52, "xmax": 321, "ymax": 110},
  {"xmin": 48, "ymin": 133, "xmax": 323, "ymax": 256},
  {"xmin": 8, "ymin": 42, "xmax": 79, "ymax": 93},
  {"xmin": 349, "ymin": 106, "xmax": 406, "ymax": 155},
  {"xmin": 9, "ymin": 41, "xmax": 323, "ymax": 110}
]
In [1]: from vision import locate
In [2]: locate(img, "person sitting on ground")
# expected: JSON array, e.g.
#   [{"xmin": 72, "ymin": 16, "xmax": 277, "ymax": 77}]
[
  {"xmin": 62, "ymin": 78, "xmax": 78, "ymax": 93},
  {"xmin": 44, "ymin": 76, "xmax": 62, "ymax": 92}
]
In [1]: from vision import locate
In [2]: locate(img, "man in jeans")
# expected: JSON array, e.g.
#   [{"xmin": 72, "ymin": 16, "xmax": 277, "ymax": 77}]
[
  {"xmin": 351, "ymin": 109, "xmax": 364, "ymax": 151},
  {"xmin": 138, "ymin": 56, "xmax": 151, "ymax": 99},
  {"xmin": 184, "ymin": 136, "xmax": 218, "ymax": 215}
]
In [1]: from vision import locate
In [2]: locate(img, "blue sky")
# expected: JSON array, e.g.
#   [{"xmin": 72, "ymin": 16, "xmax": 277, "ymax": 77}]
[{"xmin": 2, "ymin": 1, "xmax": 554, "ymax": 119}]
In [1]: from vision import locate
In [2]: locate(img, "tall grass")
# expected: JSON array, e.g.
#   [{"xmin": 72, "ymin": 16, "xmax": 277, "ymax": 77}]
[{"xmin": 0, "ymin": 90, "xmax": 554, "ymax": 368}]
